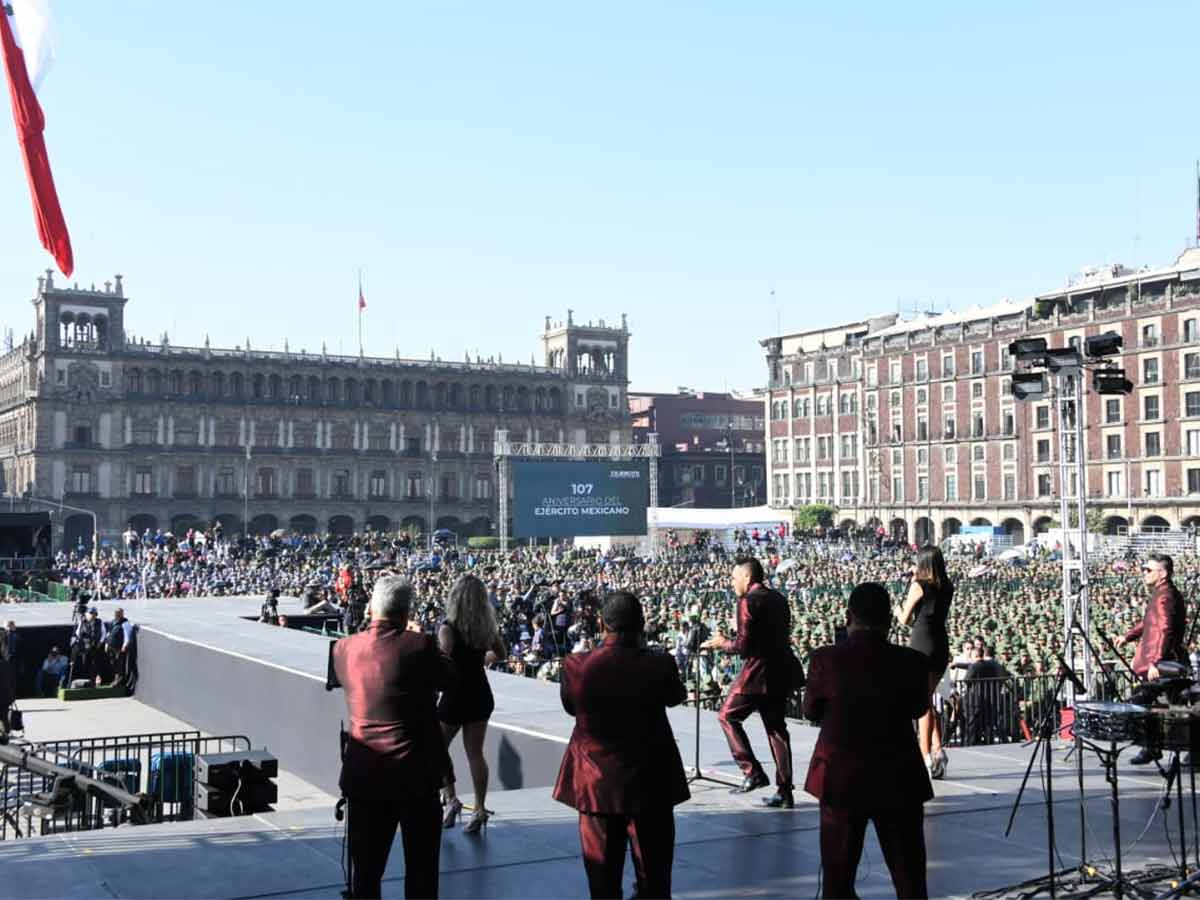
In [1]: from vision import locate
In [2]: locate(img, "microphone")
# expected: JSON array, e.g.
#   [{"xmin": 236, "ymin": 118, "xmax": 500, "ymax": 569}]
[{"xmin": 1054, "ymin": 653, "xmax": 1087, "ymax": 695}]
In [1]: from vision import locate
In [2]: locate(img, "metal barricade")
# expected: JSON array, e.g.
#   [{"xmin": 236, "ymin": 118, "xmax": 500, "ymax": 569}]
[{"xmin": 0, "ymin": 730, "xmax": 251, "ymax": 840}]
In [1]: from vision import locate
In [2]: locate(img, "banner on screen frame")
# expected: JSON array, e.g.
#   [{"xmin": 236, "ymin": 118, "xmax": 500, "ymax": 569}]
[{"xmin": 512, "ymin": 460, "xmax": 649, "ymax": 538}]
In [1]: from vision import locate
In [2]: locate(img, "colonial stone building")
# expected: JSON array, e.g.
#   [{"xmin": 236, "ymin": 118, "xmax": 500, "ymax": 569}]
[
  {"xmin": 0, "ymin": 273, "xmax": 631, "ymax": 549},
  {"xmin": 762, "ymin": 246, "xmax": 1200, "ymax": 544}
]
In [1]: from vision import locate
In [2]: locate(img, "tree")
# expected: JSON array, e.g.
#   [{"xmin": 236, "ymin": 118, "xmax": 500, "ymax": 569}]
[
  {"xmin": 794, "ymin": 504, "xmax": 836, "ymax": 532},
  {"xmin": 1066, "ymin": 506, "xmax": 1105, "ymax": 533}
]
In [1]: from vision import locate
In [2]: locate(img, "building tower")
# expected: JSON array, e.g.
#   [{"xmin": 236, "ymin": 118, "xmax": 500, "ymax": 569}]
[{"xmin": 542, "ymin": 311, "xmax": 631, "ymax": 445}]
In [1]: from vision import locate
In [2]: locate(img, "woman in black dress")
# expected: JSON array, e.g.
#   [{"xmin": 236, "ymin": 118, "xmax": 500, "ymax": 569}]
[
  {"xmin": 895, "ymin": 544, "xmax": 954, "ymax": 780},
  {"xmin": 439, "ymin": 574, "xmax": 507, "ymax": 834}
]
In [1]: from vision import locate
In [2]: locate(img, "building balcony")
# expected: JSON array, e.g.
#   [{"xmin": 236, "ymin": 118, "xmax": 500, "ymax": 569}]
[{"xmin": 173, "ymin": 491, "xmax": 198, "ymax": 500}]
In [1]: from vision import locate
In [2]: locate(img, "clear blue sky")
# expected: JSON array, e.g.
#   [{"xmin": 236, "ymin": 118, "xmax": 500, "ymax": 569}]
[{"xmin": 1, "ymin": 1, "xmax": 1198, "ymax": 392}]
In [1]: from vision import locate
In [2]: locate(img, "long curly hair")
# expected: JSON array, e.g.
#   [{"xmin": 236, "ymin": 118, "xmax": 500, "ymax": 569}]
[{"xmin": 445, "ymin": 574, "xmax": 500, "ymax": 650}]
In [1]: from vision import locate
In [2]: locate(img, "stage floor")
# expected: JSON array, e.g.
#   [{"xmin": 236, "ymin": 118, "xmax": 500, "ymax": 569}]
[
  {"xmin": 5, "ymin": 596, "xmax": 1200, "ymax": 896},
  {"xmin": 2, "ymin": 733, "xmax": 1198, "ymax": 898}
]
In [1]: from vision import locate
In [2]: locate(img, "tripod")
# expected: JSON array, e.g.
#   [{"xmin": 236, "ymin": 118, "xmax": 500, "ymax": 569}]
[{"xmin": 1004, "ymin": 666, "xmax": 1075, "ymax": 898}]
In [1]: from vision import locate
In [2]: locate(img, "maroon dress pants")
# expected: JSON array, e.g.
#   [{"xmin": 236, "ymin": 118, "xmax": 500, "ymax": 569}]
[
  {"xmin": 718, "ymin": 691, "xmax": 793, "ymax": 790},
  {"xmin": 577, "ymin": 807, "xmax": 675, "ymax": 899},
  {"xmin": 819, "ymin": 802, "xmax": 927, "ymax": 899}
]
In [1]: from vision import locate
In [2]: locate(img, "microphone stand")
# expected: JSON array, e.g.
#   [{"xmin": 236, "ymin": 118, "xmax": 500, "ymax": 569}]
[{"xmin": 686, "ymin": 590, "xmax": 740, "ymax": 788}]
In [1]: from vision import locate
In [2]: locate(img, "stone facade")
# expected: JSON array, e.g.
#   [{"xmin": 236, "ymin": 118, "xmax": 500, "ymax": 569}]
[
  {"xmin": 0, "ymin": 274, "xmax": 631, "ymax": 549},
  {"xmin": 762, "ymin": 248, "xmax": 1200, "ymax": 543}
]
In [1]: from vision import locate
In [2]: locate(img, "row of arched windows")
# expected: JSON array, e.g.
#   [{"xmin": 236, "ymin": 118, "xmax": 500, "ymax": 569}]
[{"xmin": 122, "ymin": 368, "xmax": 566, "ymax": 413}]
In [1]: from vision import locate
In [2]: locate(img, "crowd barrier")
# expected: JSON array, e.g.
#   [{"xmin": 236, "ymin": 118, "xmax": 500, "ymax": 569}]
[
  {"xmin": 0, "ymin": 583, "xmax": 60, "ymax": 604},
  {"xmin": 0, "ymin": 730, "xmax": 251, "ymax": 840}
]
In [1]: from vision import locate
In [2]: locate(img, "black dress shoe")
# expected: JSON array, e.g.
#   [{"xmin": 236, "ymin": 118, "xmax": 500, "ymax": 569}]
[
  {"xmin": 762, "ymin": 791, "xmax": 794, "ymax": 809},
  {"xmin": 730, "ymin": 772, "xmax": 770, "ymax": 794},
  {"xmin": 1129, "ymin": 747, "xmax": 1161, "ymax": 766}
]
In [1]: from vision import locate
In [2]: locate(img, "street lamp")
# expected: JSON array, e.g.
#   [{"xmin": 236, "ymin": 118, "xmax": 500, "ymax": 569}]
[
  {"xmin": 428, "ymin": 452, "xmax": 438, "ymax": 550},
  {"xmin": 243, "ymin": 445, "xmax": 251, "ymax": 538},
  {"xmin": 724, "ymin": 423, "xmax": 735, "ymax": 509}
]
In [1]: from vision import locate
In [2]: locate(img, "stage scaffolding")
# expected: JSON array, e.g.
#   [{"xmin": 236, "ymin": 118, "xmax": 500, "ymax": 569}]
[{"xmin": 494, "ymin": 430, "xmax": 660, "ymax": 552}]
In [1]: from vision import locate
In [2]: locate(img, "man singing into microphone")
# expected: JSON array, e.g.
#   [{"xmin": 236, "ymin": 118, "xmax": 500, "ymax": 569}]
[
  {"xmin": 702, "ymin": 557, "xmax": 803, "ymax": 808},
  {"xmin": 1115, "ymin": 552, "xmax": 1187, "ymax": 765}
]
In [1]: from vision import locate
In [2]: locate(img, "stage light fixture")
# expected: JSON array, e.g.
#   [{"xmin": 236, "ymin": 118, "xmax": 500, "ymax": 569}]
[
  {"xmin": 1093, "ymin": 369, "xmax": 1133, "ymax": 395},
  {"xmin": 1012, "ymin": 372, "xmax": 1048, "ymax": 401},
  {"xmin": 1008, "ymin": 337, "xmax": 1048, "ymax": 362},
  {"xmin": 1085, "ymin": 331, "xmax": 1123, "ymax": 359},
  {"xmin": 1044, "ymin": 348, "xmax": 1082, "ymax": 373}
]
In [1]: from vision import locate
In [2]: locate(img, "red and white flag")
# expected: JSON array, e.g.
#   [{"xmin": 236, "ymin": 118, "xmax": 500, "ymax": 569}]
[{"xmin": 1, "ymin": 0, "xmax": 73, "ymax": 276}]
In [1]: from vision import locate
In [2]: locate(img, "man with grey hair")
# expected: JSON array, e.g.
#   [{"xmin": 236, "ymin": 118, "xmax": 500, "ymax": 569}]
[{"xmin": 333, "ymin": 575, "xmax": 455, "ymax": 898}]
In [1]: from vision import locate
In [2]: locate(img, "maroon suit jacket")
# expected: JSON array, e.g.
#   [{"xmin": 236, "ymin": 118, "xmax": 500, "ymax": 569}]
[
  {"xmin": 553, "ymin": 639, "xmax": 690, "ymax": 815},
  {"xmin": 332, "ymin": 621, "xmax": 456, "ymax": 799},
  {"xmin": 803, "ymin": 632, "xmax": 932, "ymax": 811},
  {"xmin": 1123, "ymin": 580, "xmax": 1187, "ymax": 676},
  {"xmin": 716, "ymin": 584, "xmax": 804, "ymax": 697}
]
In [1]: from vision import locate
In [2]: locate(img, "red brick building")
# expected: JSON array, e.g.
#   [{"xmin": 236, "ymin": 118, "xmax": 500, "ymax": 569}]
[
  {"xmin": 762, "ymin": 247, "xmax": 1200, "ymax": 544},
  {"xmin": 630, "ymin": 390, "xmax": 765, "ymax": 509}
]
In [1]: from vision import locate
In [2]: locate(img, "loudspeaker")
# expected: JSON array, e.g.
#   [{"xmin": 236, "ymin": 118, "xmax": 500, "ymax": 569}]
[{"xmin": 196, "ymin": 750, "xmax": 278, "ymax": 790}]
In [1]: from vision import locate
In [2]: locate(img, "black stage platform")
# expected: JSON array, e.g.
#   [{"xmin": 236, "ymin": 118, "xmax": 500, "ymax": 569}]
[{"xmin": 3, "ymin": 596, "xmax": 1199, "ymax": 897}]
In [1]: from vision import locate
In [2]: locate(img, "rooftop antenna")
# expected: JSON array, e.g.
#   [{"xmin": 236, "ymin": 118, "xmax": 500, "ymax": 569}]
[{"xmin": 771, "ymin": 288, "xmax": 780, "ymax": 336}]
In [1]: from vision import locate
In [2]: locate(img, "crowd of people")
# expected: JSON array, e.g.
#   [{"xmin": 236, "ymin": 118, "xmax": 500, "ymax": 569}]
[{"xmin": 20, "ymin": 524, "xmax": 1199, "ymax": 685}]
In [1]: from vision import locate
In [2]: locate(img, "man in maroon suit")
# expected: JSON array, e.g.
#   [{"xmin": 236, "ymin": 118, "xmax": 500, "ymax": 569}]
[
  {"xmin": 701, "ymin": 556, "xmax": 804, "ymax": 808},
  {"xmin": 553, "ymin": 590, "xmax": 690, "ymax": 899},
  {"xmin": 1116, "ymin": 552, "xmax": 1188, "ymax": 764},
  {"xmin": 804, "ymin": 582, "xmax": 932, "ymax": 899},
  {"xmin": 332, "ymin": 575, "xmax": 455, "ymax": 899}
]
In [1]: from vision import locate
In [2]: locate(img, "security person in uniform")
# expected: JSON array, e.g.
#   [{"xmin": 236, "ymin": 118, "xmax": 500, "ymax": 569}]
[
  {"xmin": 106, "ymin": 608, "xmax": 135, "ymax": 688},
  {"xmin": 332, "ymin": 575, "xmax": 456, "ymax": 898}
]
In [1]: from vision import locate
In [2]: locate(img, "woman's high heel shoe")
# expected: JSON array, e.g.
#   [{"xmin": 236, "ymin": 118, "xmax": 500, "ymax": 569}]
[
  {"xmin": 442, "ymin": 798, "xmax": 463, "ymax": 829},
  {"xmin": 463, "ymin": 809, "xmax": 490, "ymax": 835},
  {"xmin": 934, "ymin": 749, "xmax": 948, "ymax": 780}
]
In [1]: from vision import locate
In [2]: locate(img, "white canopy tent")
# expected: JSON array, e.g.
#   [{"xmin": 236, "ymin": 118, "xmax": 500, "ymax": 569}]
[
  {"xmin": 573, "ymin": 506, "xmax": 792, "ymax": 556},
  {"xmin": 650, "ymin": 505, "xmax": 792, "ymax": 532}
]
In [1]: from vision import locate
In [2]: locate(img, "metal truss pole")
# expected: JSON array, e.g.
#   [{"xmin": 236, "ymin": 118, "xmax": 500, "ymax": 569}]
[
  {"xmin": 497, "ymin": 430, "xmax": 509, "ymax": 553},
  {"xmin": 1055, "ymin": 370, "xmax": 1093, "ymax": 700},
  {"xmin": 648, "ymin": 432, "xmax": 660, "ymax": 556},
  {"xmin": 1055, "ymin": 373, "xmax": 1077, "ymax": 702},
  {"xmin": 1072, "ymin": 372, "xmax": 1093, "ymax": 694}
]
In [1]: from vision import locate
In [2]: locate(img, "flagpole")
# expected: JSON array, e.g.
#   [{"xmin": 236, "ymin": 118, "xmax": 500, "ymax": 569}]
[{"xmin": 358, "ymin": 268, "xmax": 364, "ymax": 355}]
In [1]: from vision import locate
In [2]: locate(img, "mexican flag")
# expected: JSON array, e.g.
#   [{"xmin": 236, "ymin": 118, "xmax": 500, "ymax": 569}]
[{"xmin": 1, "ymin": 0, "xmax": 73, "ymax": 276}]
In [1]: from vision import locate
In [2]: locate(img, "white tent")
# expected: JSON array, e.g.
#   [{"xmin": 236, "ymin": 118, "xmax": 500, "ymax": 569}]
[
  {"xmin": 650, "ymin": 505, "xmax": 792, "ymax": 532},
  {"xmin": 572, "ymin": 506, "xmax": 792, "ymax": 556}
]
